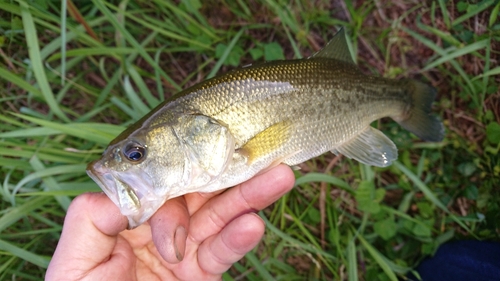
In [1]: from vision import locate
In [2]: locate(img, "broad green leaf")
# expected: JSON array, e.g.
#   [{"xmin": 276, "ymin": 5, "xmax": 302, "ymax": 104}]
[
  {"xmin": 416, "ymin": 202, "xmax": 434, "ymax": 218},
  {"xmin": 355, "ymin": 181, "xmax": 381, "ymax": 214},
  {"xmin": 412, "ymin": 223, "xmax": 431, "ymax": 237},
  {"xmin": 264, "ymin": 42, "xmax": 285, "ymax": 60},
  {"xmin": 208, "ymin": 29, "xmax": 245, "ymax": 78},
  {"xmin": 464, "ymin": 185, "xmax": 478, "ymax": 200},
  {"xmin": 486, "ymin": 122, "xmax": 500, "ymax": 144},
  {"xmin": 374, "ymin": 218, "xmax": 397, "ymax": 240},
  {"xmin": 249, "ymin": 48, "xmax": 264, "ymax": 60}
]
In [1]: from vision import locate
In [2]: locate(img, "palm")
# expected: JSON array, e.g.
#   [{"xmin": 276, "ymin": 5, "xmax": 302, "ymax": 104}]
[{"xmin": 116, "ymin": 193, "xmax": 222, "ymax": 280}]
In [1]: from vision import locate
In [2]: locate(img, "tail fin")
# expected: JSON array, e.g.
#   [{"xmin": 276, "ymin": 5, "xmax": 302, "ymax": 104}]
[{"xmin": 396, "ymin": 80, "xmax": 445, "ymax": 142}]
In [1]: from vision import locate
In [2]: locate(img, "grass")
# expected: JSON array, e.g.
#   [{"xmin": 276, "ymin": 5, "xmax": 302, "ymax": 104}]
[{"xmin": 1, "ymin": 0, "xmax": 499, "ymax": 280}]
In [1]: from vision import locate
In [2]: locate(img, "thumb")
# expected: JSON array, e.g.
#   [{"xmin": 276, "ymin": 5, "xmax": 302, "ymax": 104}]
[{"xmin": 46, "ymin": 192, "xmax": 129, "ymax": 280}]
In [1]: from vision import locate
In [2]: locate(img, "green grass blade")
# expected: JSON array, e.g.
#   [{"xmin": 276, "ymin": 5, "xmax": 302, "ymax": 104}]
[
  {"xmin": 245, "ymin": 252, "xmax": 276, "ymax": 281},
  {"xmin": 0, "ymin": 239, "xmax": 50, "ymax": 269},
  {"xmin": 472, "ymin": 66, "xmax": 500, "ymax": 81},
  {"xmin": 28, "ymin": 156, "xmax": 72, "ymax": 211},
  {"xmin": 284, "ymin": 27, "xmax": 302, "ymax": 58},
  {"xmin": 393, "ymin": 162, "xmax": 474, "ymax": 234},
  {"xmin": 207, "ymin": 29, "xmax": 245, "ymax": 79},
  {"xmin": 0, "ymin": 127, "xmax": 62, "ymax": 138},
  {"xmin": 358, "ymin": 234, "xmax": 398, "ymax": 281},
  {"xmin": 262, "ymin": 213, "xmax": 336, "ymax": 261},
  {"xmin": 19, "ymin": 1, "xmax": 70, "ymax": 122},
  {"xmin": 154, "ymin": 47, "xmax": 166, "ymax": 102},
  {"xmin": 347, "ymin": 232, "xmax": 358, "ymax": 281},
  {"xmin": 111, "ymin": 97, "xmax": 141, "ymax": 120},
  {"xmin": 11, "ymin": 113, "xmax": 122, "ymax": 144},
  {"xmin": 92, "ymin": 0, "xmax": 180, "ymax": 91},
  {"xmin": 111, "ymin": 4, "xmax": 213, "ymax": 51},
  {"xmin": 0, "ymin": 68, "xmax": 42, "ymax": 97},
  {"xmin": 60, "ymin": 0, "xmax": 67, "ymax": 86},
  {"xmin": 437, "ymin": 0, "xmax": 450, "ymax": 29},
  {"xmin": 452, "ymin": 0, "xmax": 496, "ymax": 26},
  {"xmin": 422, "ymin": 39, "xmax": 489, "ymax": 71},
  {"xmin": 0, "ymin": 196, "xmax": 53, "ymax": 233},
  {"xmin": 123, "ymin": 75, "xmax": 151, "ymax": 116},
  {"xmin": 393, "ymin": 161, "xmax": 448, "ymax": 212},
  {"xmin": 416, "ymin": 19, "xmax": 461, "ymax": 47},
  {"xmin": 490, "ymin": 2, "xmax": 500, "ymax": 27},
  {"xmin": 126, "ymin": 64, "xmax": 160, "ymax": 108},
  {"xmin": 262, "ymin": 0, "xmax": 300, "ymax": 33},
  {"xmin": 95, "ymin": 69, "xmax": 122, "ymax": 107},
  {"xmin": 46, "ymin": 47, "xmax": 137, "ymax": 62},
  {"xmin": 294, "ymin": 173, "xmax": 354, "ymax": 193},
  {"xmin": 13, "ymin": 164, "xmax": 86, "ymax": 195},
  {"xmin": 152, "ymin": 0, "xmax": 217, "ymax": 39},
  {"xmin": 402, "ymin": 27, "xmax": 476, "ymax": 94}
]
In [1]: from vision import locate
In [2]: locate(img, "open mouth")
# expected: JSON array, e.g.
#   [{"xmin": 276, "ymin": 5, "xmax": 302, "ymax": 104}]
[{"xmin": 86, "ymin": 160, "xmax": 166, "ymax": 229}]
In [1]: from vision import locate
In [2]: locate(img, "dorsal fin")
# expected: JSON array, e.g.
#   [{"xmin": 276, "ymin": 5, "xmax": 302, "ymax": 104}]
[{"xmin": 310, "ymin": 27, "xmax": 355, "ymax": 64}]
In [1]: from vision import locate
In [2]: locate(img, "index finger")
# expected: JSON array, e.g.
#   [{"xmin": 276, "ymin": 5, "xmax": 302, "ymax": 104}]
[
  {"xmin": 149, "ymin": 196, "xmax": 190, "ymax": 264},
  {"xmin": 189, "ymin": 164, "xmax": 295, "ymax": 244}
]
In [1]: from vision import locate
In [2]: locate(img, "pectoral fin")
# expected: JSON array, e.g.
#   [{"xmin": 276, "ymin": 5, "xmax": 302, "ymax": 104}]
[
  {"xmin": 239, "ymin": 120, "xmax": 292, "ymax": 165},
  {"xmin": 331, "ymin": 126, "xmax": 397, "ymax": 167}
]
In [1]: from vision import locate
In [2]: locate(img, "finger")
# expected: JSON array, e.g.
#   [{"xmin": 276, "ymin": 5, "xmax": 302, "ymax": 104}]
[
  {"xmin": 183, "ymin": 189, "xmax": 227, "ymax": 215},
  {"xmin": 198, "ymin": 213, "xmax": 265, "ymax": 274},
  {"xmin": 150, "ymin": 196, "xmax": 190, "ymax": 264},
  {"xmin": 190, "ymin": 164, "xmax": 295, "ymax": 244},
  {"xmin": 66, "ymin": 192, "xmax": 128, "ymax": 235},
  {"xmin": 46, "ymin": 193, "xmax": 129, "ymax": 279}
]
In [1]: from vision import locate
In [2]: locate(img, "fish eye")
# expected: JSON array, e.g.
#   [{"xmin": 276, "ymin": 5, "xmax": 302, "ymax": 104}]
[{"xmin": 123, "ymin": 142, "xmax": 146, "ymax": 162}]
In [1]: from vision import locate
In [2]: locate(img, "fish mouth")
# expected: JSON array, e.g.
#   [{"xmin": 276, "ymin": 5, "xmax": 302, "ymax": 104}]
[{"xmin": 86, "ymin": 160, "xmax": 167, "ymax": 229}]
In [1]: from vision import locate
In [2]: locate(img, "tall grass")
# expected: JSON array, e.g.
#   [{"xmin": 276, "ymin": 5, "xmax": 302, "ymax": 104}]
[{"xmin": 1, "ymin": 0, "xmax": 498, "ymax": 280}]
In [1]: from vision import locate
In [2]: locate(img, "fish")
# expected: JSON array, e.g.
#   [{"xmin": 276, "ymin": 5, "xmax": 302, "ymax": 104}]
[{"xmin": 87, "ymin": 28, "xmax": 444, "ymax": 228}]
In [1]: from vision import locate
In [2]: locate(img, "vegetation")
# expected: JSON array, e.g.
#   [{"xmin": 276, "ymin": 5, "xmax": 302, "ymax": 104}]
[{"xmin": 1, "ymin": 0, "xmax": 499, "ymax": 280}]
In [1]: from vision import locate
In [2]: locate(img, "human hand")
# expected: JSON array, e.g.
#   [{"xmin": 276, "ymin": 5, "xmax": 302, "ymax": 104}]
[{"xmin": 46, "ymin": 164, "xmax": 295, "ymax": 280}]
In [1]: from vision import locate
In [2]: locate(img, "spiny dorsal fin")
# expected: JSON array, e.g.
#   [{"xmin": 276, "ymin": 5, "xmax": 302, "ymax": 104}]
[{"xmin": 310, "ymin": 27, "xmax": 355, "ymax": 64}]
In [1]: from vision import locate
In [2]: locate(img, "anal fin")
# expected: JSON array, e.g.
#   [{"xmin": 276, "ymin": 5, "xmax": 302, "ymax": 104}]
[
  {"xmin": 239, "ymin": 120, "xmax": 292, "ymax": 165},
  {"xmin": 331, "ymin": 126, "xmax": 397, "ymax": 167}
]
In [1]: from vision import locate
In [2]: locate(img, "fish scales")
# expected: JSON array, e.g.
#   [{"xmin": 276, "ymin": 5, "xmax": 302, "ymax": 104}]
[
  {"xmin": 87, "ymin": 28, "xmax": 444, "ymax": 228},
  {"xmin": 155, "ymin": 59, "xmax": 410, "ymax": 152}
]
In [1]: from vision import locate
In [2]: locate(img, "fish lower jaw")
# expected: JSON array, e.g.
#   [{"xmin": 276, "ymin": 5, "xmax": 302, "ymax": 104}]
[
  {"xmin": 116, "ymin": 187, "xmax": 169, "ymax": 228},
  {"xmin": 124, "ymin": 200, "xmax": 166, "ymax": 229}
]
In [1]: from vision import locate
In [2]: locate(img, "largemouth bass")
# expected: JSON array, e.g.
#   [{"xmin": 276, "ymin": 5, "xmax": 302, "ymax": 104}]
[{"xmin": 87, "ymin": 28, "xmax": 444, "ymax": 228}]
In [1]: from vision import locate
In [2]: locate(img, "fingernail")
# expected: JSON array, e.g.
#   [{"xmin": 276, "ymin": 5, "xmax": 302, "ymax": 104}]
[{"xmin": 174, "ymin": 226, "xmax": 187, "ymax": 261}]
